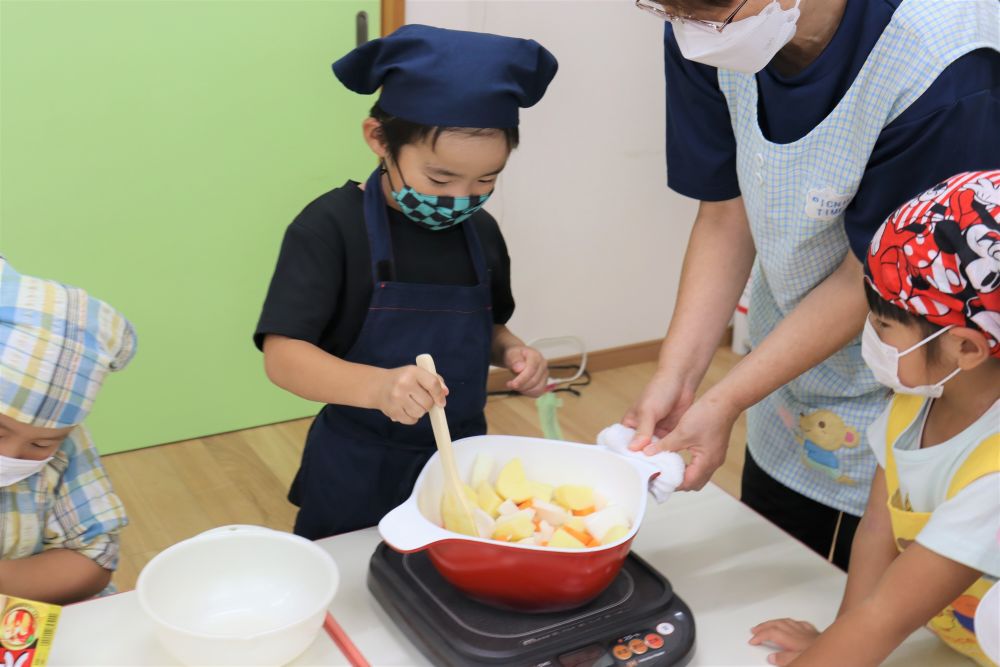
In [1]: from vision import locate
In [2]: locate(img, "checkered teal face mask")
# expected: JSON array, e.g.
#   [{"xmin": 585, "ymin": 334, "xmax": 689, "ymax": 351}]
[{"xmin": 385, "ymin": 165, "xmax": 492, "ymax": 231}]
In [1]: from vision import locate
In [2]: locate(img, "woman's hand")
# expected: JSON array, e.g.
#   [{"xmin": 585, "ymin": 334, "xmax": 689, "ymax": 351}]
[
  {"xmin": 639, "ymin": 385, "xmax": 740, "ymax": 490},
  {"xmin": 623, "ymin": 369, "xmax": 697, "ymax": 451}
]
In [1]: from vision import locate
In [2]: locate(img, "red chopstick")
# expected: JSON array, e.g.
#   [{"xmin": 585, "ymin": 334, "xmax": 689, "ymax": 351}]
[{"xmin": 323, "ymin": 612, "xmax": 371, "ymax": 667}]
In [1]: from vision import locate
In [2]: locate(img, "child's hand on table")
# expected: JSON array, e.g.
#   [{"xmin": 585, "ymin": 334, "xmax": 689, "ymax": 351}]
[
  {"xmin": 749, "ymin": 618, "xmax": 820, "ymax": 665},
  {"xmin": 503, "ymin": 345, "xmax": 548, "ymax": 397},
  {"xmin": 377, "ymin": 366, "xmax": 449, "ymax": 424}
]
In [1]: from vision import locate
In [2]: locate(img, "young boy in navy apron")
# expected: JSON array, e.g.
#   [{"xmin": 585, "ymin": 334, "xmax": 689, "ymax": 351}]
[
  {"xmin": 750, "ymin": 172, "xmax": 1000, "ymax": 666},
  {"xmin": 254, "ymin": 25, "xmax": 558, "ymax": 539}
]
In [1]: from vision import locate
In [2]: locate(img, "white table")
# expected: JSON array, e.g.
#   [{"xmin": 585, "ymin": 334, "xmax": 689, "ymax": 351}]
[{"xmin": 48, "ymin": 484, "xmax": 964, "ymax": 666}]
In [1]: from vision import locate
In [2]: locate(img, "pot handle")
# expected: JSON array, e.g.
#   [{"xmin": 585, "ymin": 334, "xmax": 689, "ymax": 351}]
[
  {"xmin": 607, "ymin": 446, "xmax": 688, "ymax": 504},
  {"xmin": 624, "ymin": 452, "xmax": 663, "ymax": 482},
  {"xmin": 378, "ymin": 497, "xmax": 452, "ymax": 553},
  {"xmin": 599, "ymin": 444, "xmax": 662, "ymax": 482}
]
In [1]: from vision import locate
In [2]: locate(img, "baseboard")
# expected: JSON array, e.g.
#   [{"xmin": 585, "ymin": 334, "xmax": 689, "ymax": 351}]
[
  {"xmin": 487, "ymin": 338, "xmax": 664, "ymax": 394},
  {"xmin": 720, "ymin": 325, "xmax": 733, "ymax": 349}
]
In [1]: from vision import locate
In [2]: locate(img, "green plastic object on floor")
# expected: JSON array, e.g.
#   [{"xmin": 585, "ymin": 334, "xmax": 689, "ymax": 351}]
[{"xmin": 535, "ymin": 391, "xmax": 564, "ymax": 440}]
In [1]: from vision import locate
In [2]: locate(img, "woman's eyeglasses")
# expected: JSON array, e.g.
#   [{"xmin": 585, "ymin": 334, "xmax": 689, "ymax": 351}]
[{"xmin": 635, "ymin": 0, "xmax": 751, "ymax": 33}]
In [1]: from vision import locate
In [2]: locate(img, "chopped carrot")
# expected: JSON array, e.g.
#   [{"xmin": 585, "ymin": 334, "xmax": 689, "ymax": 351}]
[
  {"xmin": 562, "ymin": 525, "xmax": 592, "ymax": 545},
  {"xmin": 572, "ymin": 506, "xmax": 595, "ymax": 516},
  {"xmin": 532, "ymin": 517, "xmax": 541, "ymax": 529},
  {"xmin": 517, "ymin": 499, "xmax": 534, "ymax": 510},
  {"xmin": 586, "ymin": 537, "xmax": 602, "ymax": 548}
]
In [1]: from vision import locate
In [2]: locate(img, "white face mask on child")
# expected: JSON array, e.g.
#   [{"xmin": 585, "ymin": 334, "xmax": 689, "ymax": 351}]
[
  {"xmin": 0, "ymin": 455, "xmax": 53, "ymax": 487},
  {"xmin": 861, "ymin": 319, "xmax": 961, "ymax": 398}
]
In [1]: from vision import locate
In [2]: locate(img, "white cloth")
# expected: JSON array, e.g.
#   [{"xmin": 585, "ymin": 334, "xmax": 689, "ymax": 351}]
[
  {"xmin": 597, "ymin": 424, "xmax": 685, "ymax": 503},
  {"xmin": 867, "ymin": 398, "xmax": 1000, "ymax": 577}
]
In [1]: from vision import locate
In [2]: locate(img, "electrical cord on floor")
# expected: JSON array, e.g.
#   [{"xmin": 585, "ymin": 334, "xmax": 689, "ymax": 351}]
[
  {"xmin": 555, "ymin": 368, "xmax": 591, "ymax": 397},
  {"xmin": 487, "ymin": 364, "xmax": 591, "ymax": 398}
]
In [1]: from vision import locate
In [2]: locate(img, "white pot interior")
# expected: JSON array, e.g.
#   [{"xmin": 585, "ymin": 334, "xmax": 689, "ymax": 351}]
[{"xmin": 413, "ymin": 435, "xmax": 651, "ymax": 549}]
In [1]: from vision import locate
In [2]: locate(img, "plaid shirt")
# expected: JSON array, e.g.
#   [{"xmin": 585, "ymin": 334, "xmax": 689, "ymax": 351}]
[{"xmin": 0, "ymin": 425, "xmax": 127, "ymax": 580}]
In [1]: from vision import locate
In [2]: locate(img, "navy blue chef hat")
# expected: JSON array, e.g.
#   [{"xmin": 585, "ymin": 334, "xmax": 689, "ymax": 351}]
[{"xmin": 332, "ymin": 24, "xmax": 558, "ymax": 129}]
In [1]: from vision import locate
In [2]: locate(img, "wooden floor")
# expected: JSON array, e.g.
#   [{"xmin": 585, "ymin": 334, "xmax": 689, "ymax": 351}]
[{"xmin": 103, "ymin": 348, "xmax": 746, "ymax": 592}]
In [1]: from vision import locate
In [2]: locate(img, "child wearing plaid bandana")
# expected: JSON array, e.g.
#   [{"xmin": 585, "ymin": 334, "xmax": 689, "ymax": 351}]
[
  {"xmin": 750, "ymin": 171, "xmax": 1000, "ymax": 666},
  {"xmin": 0, "ymin": 257, "xmax": 136, "ymax": 604}
]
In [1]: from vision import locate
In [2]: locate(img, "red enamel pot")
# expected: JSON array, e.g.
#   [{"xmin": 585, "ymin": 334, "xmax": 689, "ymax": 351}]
[{"xmin": 378, "ymin": 435, "xmax": 658, "ymax": 613}]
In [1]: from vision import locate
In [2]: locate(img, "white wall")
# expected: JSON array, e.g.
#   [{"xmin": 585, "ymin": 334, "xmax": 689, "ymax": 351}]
[{"xmin": 407, "ymin": 0, "xmax": 699, "ymax": 352}]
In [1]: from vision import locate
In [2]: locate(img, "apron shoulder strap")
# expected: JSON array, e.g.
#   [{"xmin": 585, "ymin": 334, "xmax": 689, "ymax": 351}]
[
  {"xmin": 459, "ymin": 219, "xmax": 490, "ymax": 286},
  {"xmin": 946, "ymin": 433, "xmax": 1000, "ymax": 500},
  {"xmin": 362, "ymin": 167, "xmax": 397, "ymax": 282},
  {"xmin": 884, "ymin": 394, "xmax": 927, "ymax": 495}
]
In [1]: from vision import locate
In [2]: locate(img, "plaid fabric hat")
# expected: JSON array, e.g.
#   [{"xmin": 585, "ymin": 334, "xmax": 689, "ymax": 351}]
[
  {"xmin": 865, "ymin": 170, "xmax": 1000, "ymax": 358},
  {"xmin": 0, "ymin": 257, "xmax": 137, "ymax": 428}
]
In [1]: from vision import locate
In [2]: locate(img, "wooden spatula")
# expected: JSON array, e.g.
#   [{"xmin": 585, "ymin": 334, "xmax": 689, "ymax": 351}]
[{"xmin": 415, "ymin": 354, "xmax": 477, "ymax": 537}]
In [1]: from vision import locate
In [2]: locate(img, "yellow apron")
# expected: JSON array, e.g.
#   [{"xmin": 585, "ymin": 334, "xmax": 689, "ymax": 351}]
[{"xmin": 885, "ymin": 394, "xmax": 999, "ymax": 667}]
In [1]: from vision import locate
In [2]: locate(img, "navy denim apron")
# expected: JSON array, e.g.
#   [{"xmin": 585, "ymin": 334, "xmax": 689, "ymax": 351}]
[{"xmin": 289, "ymin": 168, "xmax": 493, "ymax": 539}]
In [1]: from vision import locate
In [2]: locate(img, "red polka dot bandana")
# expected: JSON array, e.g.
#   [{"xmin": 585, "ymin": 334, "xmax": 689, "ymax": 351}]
[{"xmin": 865, "ymin": 170, "xmax": 1000, "ymax": 358}]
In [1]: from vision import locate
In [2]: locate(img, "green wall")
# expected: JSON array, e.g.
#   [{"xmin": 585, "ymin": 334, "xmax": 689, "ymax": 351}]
[{"xmin": 0, "ymin": 0, "xmax": 379, "ymax": 453}]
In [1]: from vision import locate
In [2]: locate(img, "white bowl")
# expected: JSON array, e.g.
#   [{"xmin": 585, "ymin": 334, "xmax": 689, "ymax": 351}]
[
  {"xmin": 978, "ymin": 579, "xmax": 1000, "ymax": 664},
  {"xmin": 136, "ymin": 525, "xmax": 338, "ymax": 666}
]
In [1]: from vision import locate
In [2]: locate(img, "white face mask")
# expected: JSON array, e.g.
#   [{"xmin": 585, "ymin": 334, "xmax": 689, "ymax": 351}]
[
  {"xmin": 0, "ymin": 454, "xmax": 53, "ymax": 487},
  {"xmin": 673, "ymin": 0, "xmax": 802, "ymax": 74},
  {"xmin": 861, "ymin": 319, "xmax": 961, "ymax": 398}
]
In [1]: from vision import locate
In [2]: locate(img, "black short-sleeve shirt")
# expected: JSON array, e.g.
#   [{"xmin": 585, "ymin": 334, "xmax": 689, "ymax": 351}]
[{"xmin": 254, "ymin": 181, "xmax": 515, "ymax": 358}]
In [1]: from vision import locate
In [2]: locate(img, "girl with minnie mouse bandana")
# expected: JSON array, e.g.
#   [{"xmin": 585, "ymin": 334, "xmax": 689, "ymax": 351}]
[{"xmin": 749, "ymin": 171, "xmax": 1000, "ymax": 667}]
